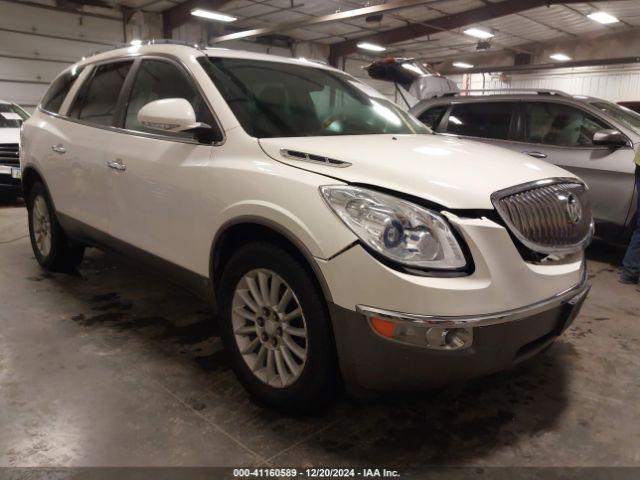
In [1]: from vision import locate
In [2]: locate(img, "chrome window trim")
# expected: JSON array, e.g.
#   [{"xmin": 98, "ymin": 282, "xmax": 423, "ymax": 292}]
[
  {"xmin": 357, "ymin": 264, "xmax": 589, "ymax": 328},
  {"xmin": 491, "ymin": 177, "xmax": 594, "ymax": 255},
  {"xmin": 37, "ymin": 52, "xmax": 226, "ymax": 147}
]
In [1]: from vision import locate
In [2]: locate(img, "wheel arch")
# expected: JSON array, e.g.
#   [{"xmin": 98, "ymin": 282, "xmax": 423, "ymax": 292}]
[
  {"xmin": 21, "ymin": 165, "xmax": 53, "ymax": 210},
  {"xmin": 210, "ymin": 217, "xmax": 334, "ymax": 305}
]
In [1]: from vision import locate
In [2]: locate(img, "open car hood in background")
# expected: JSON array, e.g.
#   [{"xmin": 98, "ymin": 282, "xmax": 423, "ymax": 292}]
[{"xmin": 365, "ymin": 57, "xmax": 459, "ymax": 101}]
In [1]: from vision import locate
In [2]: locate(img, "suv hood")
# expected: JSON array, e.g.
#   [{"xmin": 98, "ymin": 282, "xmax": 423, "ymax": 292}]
[{"xmin": 259, "ymin": 134, "xmax": 576, "ymax": 210}]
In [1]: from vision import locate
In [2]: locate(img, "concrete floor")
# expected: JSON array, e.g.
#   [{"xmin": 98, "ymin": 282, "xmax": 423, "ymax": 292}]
[{"xmin": 1, "ymin": 199, "xmax": 639, "ymax": 469}]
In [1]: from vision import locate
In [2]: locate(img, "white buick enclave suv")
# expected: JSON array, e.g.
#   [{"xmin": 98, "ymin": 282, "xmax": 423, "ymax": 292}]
[{"xmin": 21, "ymin": 42, "xmax": 592, "ymax": 411}]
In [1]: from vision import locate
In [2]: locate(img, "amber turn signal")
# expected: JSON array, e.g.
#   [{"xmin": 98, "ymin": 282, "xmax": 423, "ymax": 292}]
[{"xmin": 370, "ymin": 317, "xmax": 396, "ymax": 338}]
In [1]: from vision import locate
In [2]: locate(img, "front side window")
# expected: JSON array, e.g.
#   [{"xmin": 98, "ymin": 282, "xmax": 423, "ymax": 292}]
[
  {"xmin": 0, "ymin": 103, "xmax": 29, "ymax": 128},
  {"xmin": 418, "ymin": 105, "xmax": 448, "ymax": 130},
  {"xmin": 591, "ymin": 101, "xmax": 640, "ymax": 135},
  {"xmin": 198, "ymin": 57, "xmax": 429, "ymax": 138},
  {"xmin": 124, "ymin": 59, "xmax": 214, "ymax": 140},
  {"xmin": 524, "ymin": 102, "xmax": 607, "ymax": 147},
  {"xmin": 69, "ymin": 61, "xmax": 133, "ymax": 126},
  {"xmin": 445, "ymin": 102, "xmax": 513, "ymax": 140},
  {"xmin": 40, "ymin": 66, "xmax": 84, "ymax": 114}
]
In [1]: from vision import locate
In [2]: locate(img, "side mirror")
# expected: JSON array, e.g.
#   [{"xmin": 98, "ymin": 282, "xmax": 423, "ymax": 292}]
[
  {"xmin": 593, "ymin": 129, "xmax": 628, "ymax": 148},
  {"xmin": 137, "ymin": 98, "xmax": 220, "ymax": 143}
]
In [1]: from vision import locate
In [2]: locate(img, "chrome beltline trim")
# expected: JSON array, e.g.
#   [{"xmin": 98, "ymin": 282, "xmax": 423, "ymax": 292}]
[{"xmin": 357, "ymin": 268, "xmax": 590, "ymax": 328}]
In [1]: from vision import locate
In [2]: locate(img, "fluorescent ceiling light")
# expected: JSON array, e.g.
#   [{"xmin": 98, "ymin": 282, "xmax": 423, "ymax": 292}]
[
  {"xmin": 550, "ymin": 53, "xmax": 571, "ymax": 61},
  {"xmin": 357, "ymin": 42, "xmax": 386, "ymax": 52},
  {"xmin": 191, "ymin": 8, "xmax": 237, "ymax": 22},
  {"xmin": 130, "ymin": 39, "xmax": 142, "ymax": 46},
  {"xmin": 587, "ymin": 11, "xmax": 619, "ymax": 24},
  {"xmin": 453, "ymin": 61, "xmax": 474, "ymax": 68},
  {"xmin": 463, "ymin": 28, "xmax": 494, "ymax": 39}
]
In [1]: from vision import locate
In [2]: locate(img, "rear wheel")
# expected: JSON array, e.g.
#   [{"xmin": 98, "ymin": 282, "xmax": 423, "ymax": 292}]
[
  {"xmin": 218, "ymin": 242, "xmax": 339, "ymax": 413},
  {"xmin": 27, "ymin": 182, "xmax": 84, "ymax": 272}
]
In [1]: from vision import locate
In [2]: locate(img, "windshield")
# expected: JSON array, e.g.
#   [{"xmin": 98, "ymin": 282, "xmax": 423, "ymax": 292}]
[
  {"xmin": 199, "ymin": 57, "xmax": 430, "ymax": 138},
  {"xmin": 0, "ymin": 103, "xmax": 29, "ymax": 128},
  {"xmin": 591, "ymin": 101, "xmax": 640, "ymax": 135}
]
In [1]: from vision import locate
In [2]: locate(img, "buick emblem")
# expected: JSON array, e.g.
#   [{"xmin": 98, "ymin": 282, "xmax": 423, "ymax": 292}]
[{"xmin": 564, "ymin": 193, "xmax": 582, "ymax": 224}]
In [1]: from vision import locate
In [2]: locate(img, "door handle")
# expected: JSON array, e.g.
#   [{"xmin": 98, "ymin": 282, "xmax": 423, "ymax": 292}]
[
  {"xmin": 522, "ymin": 151, "xmax": 547, "ymax": 159},
  {"xmin": 51, "ymin": 144, "xmax": 66, "ymax": 154},
  {"xmin": 107, "ymin": 159, "xmax": 127, "ymax": 172}
]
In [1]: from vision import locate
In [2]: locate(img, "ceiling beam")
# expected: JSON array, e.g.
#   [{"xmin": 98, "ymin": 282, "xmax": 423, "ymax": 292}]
[
  {"xmin": 209, "ymin": 0, "xmax": 441, "ymax": 43},
  {"xmin": 328, "ymin": 0, "xmax": 612, "ymax": 66},
  {"xmin": 441, "ymin": 56, "xmax": 640, "ymax": 74},
  {"xmin": 162, "ymin": 0, "xmax": 232, "ymax": 37}
]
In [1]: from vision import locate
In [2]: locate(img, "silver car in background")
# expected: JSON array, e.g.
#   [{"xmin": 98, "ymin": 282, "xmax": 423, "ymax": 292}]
[{"xmin": 411, "ymin": 90, "xmax": 639, "ymax": 243}]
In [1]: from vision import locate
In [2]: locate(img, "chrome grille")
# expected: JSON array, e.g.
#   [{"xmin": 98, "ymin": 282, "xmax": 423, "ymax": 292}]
[
  {"xmin": 491, "ymin": 178, "xmax": 593, "ymax": 254},
  {"xmin": 0, "ymin": 144, "xmax": 19, "ymax": 167}
]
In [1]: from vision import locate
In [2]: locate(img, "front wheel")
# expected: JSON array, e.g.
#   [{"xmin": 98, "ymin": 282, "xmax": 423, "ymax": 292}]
[
  {"xmin": 27, "ymin": 182, "xmax": 84, "ymax": 272},
  {"xmin": 218, "ymin": 242, "xmax": 339, "ymax": 413}
]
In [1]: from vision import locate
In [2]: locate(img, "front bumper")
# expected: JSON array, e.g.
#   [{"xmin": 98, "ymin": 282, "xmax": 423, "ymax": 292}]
[{"xmin": 329, "ymin": 274, "xmax": 590, "ymax": 391}]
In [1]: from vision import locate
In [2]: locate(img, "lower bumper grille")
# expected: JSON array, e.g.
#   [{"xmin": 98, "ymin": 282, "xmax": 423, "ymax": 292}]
[
  {"xmin": 491, "ymin": 178, "xmax": 593, "ymax": 254},
  {"xmin": 0, "ymin": 143, "xmax": 19, "ymax": 167}
]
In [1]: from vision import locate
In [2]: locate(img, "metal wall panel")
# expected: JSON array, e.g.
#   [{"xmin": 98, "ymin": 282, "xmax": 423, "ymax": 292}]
[{"xmin": 0, "ymin": 1, "xmax": 123, "ymax": 108}]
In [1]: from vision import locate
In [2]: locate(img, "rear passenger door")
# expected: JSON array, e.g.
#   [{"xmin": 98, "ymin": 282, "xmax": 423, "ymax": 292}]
[
  {"xmin": 440, "ymin": 101, "xmax": 519, "ymax": 151},
  {"xmin": 62, "ymin": 60, "xmax": 134, "ymax": 232},
  {"xmin": 519, "ymin": 101, "xmax": 635, "ymax": 227}
]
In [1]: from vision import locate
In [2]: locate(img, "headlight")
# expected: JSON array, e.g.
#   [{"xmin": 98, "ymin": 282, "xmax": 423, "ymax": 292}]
[{"xmin": 320, "ymin": 186, "xmax": 467, "ymax": 270}]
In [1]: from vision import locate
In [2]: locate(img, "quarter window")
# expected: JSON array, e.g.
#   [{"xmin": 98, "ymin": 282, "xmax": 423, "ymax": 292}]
[
  {"xmin": 40, "ymin": 67, "xmax": 84, "ymax": 114},
  {"xmin": 69, "ymin": 61, "xmax": 133, "ymax": 126},
  {"xmin": 124, "ymin": 59, "xmax": 214, "ymax": 140},
  {"xmin": 524, "ymin": 102, "xmax": 607, "ymax": 147},
  {"xmin": 445, "ymin": 102, "xmax": 513, "ymax": 140},
  {"xmin": 418, "ymin": 105, "xmax": 448, "ymax": 130}
]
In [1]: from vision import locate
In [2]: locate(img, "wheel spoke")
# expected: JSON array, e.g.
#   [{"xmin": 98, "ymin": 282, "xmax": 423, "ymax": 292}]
[
  {"xmin": 279, "ymin": 346, "xmax": 300, "ymax": 378},
  {"xmin": 234, "ymin": 325, "xmax": 256, "ymax": 336},
  {"xmin": 273, "ymin": 349, "xmax": 288, "ymax": 386},
  {"xmin": 253, "ymin": 345, "xmax": 267, "ymax": 372},
  {"xmin": 237, "ymin": 289, "xmax": 259, "ymax": 312},
  {"xmin": 233, "ymin": 306, "xmax": 257, "ymax": 322},
  {"xmin": 283, "ymin": 325, "xmax": 307, "ymax": 338},
  {"xmin": 269, "ymin": 275, "xmax": 282, "ymax": 307},
  {"xmin": 240, "ymin": 337, "xmax": 260, "ymax": 354},
  {"xmin": 266, "ymin": 349, "xmax": 275, "ymax": 382},
  {"xmin": 282, "ymin": 308, "xmax": 302, "ymax": 323},
  {"xmin": 276, "ymin": 288, "xmax": 292, "ymax": 313},
  {"xmin": 283, "ymin": 334, "xmax": 306, "ymax": 360},
  {"xmin": 257, "ymin": 271, "xmax": 270, "ymax": 306},
  {"xmin": 246, "ymin": 276, "xmax": 264, "ymax": 308}
]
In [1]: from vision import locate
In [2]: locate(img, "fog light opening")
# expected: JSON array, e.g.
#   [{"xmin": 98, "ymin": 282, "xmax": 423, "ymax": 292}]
[{"xmin": 368, "ymin": 315, "xmax": 473, "ymax": 350}]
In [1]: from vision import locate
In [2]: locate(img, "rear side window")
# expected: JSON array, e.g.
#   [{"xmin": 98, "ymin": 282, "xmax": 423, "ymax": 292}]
[
  {"xmin": 418, "ymin": 105, "xmax": 448, "ymax": 130},
  {"xmin": 69, "ymin": 61, "xmax": 133, "ymax": 126},
  {"xmin": 124, "ymin": 59, "xmax": 214, "ymax": 140},
  {"xmin": 446, "ymin": 102, "xmax": 513, "ymax": 140},
  {"xmin": 524, "ymin": 102, "xmax": 607, "ymax": 147},
  {"xmin": 40, "ymin": 67, "xmax": 83, "ymax": 114}
]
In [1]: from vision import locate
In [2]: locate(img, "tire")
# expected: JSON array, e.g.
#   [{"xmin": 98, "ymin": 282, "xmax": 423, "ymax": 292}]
[
  {"xmin": 218, "ymin": 242, "xmax": 339, "ymax": 414},
  {"xmin": 27, "ymin": 182, "xmax": 84, "ymax": 272}
]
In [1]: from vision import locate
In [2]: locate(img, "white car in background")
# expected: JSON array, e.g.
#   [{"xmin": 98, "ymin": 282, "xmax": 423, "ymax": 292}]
[
  {"xmin": 0, "ymin": 100, "xmax": 28, "ymax": 200},
  {"xmin": 21, "ymin": 43, "xmax": 592, "ymax": 412}
]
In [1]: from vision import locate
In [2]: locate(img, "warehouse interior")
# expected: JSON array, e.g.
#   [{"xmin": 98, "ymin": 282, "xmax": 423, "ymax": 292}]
[{"xmin": 1, "ymin": 0, "xmax": 640, "ymax": 477}]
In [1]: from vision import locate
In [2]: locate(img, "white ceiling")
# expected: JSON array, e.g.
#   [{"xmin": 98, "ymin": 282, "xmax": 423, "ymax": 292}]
[{"xmin": 112, "ymin": 0, "xmax": 640, "ymax": 62}]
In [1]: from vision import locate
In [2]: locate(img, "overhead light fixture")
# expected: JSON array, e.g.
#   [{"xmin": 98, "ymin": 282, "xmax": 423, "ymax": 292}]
[
  {"xmin": 463, "ymin": 28, "xmax": 494, "ymax": 39},
  {"xmin": 453, "ymin": 61, "xmax": 474, "ymax": 69},
  {"xmin": 357, "ymin": 42, "xmax": 386, "ymax": 52},
  {"xmin": 587, "ymin": 11, "xmax": 619, "ymax": 24},
  {"xmin": 550, "ymin": 53, "xmax": 571, "ymax": 61},
  {"xmin": 130, "ymin": 39, "xmax": 142, "ymax": 46},
  {"xmin": 191, "ymin": 8, "xmax": 237, "ymax": 22}
]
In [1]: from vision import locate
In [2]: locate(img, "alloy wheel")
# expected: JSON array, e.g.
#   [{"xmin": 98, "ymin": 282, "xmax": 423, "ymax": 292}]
[
  {"xmin": 231, "ymin": 268, "xmax": 308, "ymax": 388},
  {"xmin": 32, "ymin": 195, "xmax": 52, "ymax": 258}
]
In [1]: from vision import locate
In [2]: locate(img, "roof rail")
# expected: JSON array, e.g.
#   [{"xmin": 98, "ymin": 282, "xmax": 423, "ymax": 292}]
[
  {"xmin": 87, "ymin": 39, "xmax": 205, "ymax": 58},
  {"xmin": 457, "ymin": 88, "xmax": 571, "ymax": 97}
]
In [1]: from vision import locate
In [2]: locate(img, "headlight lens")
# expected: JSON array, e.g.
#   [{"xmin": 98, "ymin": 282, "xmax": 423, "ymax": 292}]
[{"xmin": 320, "ymin": 186, "xmax": 467, "ymax": 270}]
